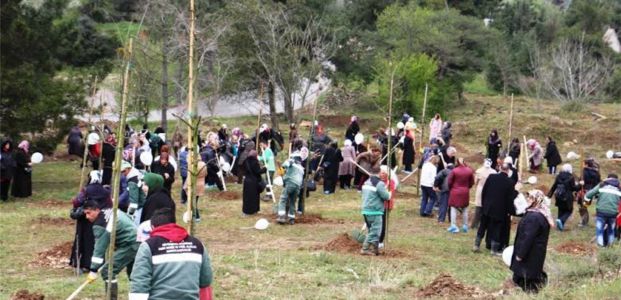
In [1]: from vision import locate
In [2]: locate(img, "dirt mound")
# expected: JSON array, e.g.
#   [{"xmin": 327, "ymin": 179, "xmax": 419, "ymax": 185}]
[
  {"xmin": 37, "ymin": 216, "xmax": 73, "ymax": 226},
  {"xmin": 30, "ymin": 241, "xmax": 72, "ymax": 269},
  {"xmin": 212, "ymin": 191, "xmax": 240, "ymax": 200},
  {"xmin": 555, "ymin": 241, "xmax": 595, "ymax": 256},
  {"xmin": 296, "ymin": 213, "xmax": 343, "ymax": 224},
  {"xmin": 535, "ymin": 184, "xmax": 549, "ymax": 194},
  {"xmin": 11, "ymin": 290, "xmax": 45, "ymax": 300},
  {"xmin": 320, "ymin": 233, "xmax": 361, "ymax": 253},
  {"xmin": 416, "ymin": 274, "xmax": 489, "ymax": 299},
  {"xmin": 30, "ymin": 199, "xmax": 68, "ymax": 208}
]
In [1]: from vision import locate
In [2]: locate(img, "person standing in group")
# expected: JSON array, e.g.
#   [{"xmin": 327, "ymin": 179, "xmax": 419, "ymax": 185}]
[
  {"xmin": 83, "ymin": 200, "xmax": 138, "ymax": 300},
  {"xmin": 420, "ymin": 155, "xmax": 438, "ymax": 217},
  {"xmin": 258, "ymin": 141, "xmax": 276, "ymax": 191},
  {"xmin": 338, "ymin": 139, "xmax": 356, "ymax": 190},
  {"xmin": 543, "ymin": 136, "xmax": 562, "ymax": 175},
  {"xmin": 242, "ymin": 150, "xmax": 266, "ymax": 216},
  {"xmin": 178, "ymin": 145, "xmax": 189, "ymax": 204},
  {"xmin": 360, "ymin": 167, "xmax": 391, "ymax": 256},
  {"xmin": 434, "ymin": 163, "xmax": 454, "ymax": 223},
  {"xmin": 140, "ymin": 173, "xmax": 176, "ymax": 224},
  {"xmin": 356, "ymin": 148, "xmax": 381, "ymax": 190},
  {"xmin": 429, "ymin": 113, "xmax": 443, "ymax": 142},
  {"xmin": 441, "ymin": 122, "xmax": 453, "ymax": 146},
  {"xmin": 548, "ymin": 164, "xmax": 580, "ymax": 231},
  {"xmin": 446, "ymin": 157, "xmax": 474, "ymax": 233},
  {"xmin": 487, "ymin": 129, "xmax": 502, "ymax": 170},
  {"xmin": 277, "ymin": 153, "xmax": 305, "ymax": 225},
  {"xmin": 67, "ymin": 126, "xmax": 84, "ymax": 159},
  {"xmin": 508, "ymin": 138, "xmax": 521, "ymax": 169},
  {"xmin": 579, "ymin": 158, "xmax": 601, "ymax": 226},
  {"xmin": 0, "ymin": 139, "xmax": 15, "ymax": 201},
  {"xmin": 345, "ymin": 116, "xmax": 360, "ymax": 143},
  {"xmin": 129, "ymin": 208, "xmax": 213, "ymax": 300},
  {"xmin": 473, "ymin": 163, "xmax": 517, "ymax": 255},
  {"xmin": 352, "ymin": 134, "xmax": 368, "ymax": 190},
  {"xmin": 511, "ymin": 190, "xmax": 552, "ymax": 294},
  {"xmin": 322, "ymin": 141, "xmax": 343, "ymax": 195},
  {"xmin": 150, "ymin": 152, "xmax": 175, "ymax": 192},
  {"xmin": 401, "ymin": 127, "xmax": 416, "ymax": 173},
  {"xmin": 182, "ymin": 155, "xmax": 207, "ymax": 222},
  {"xmin": 11, "ymin": 140, "xmax": 32, "ymax": 198},
  {"xmin": 585, "ymin": 174, "xmax": 621, "ymax": 247},
  {"xmin": 471, "ymin": 158, "xmax": 496, "ymax": 229},
  {"xmin": 527, "ymin": 139, "xmax": 543, "ymax": 173}
]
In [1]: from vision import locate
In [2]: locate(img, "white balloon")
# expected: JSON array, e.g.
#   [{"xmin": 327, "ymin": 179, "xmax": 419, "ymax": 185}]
[
  {"xmin": 30, "ymin": 152, "xmax": 43, "ymax": 164},
  {"xmin": 254, "ymin": 218, "xmax": 269, "ymax": 230},
  {"xmin": 354, "ymin": 133, "xmax": 364, "ymax": 145},
  {"xmin": 140, "ymin": 151, "xmax": 153, "ymax": 166},
  {"xmin": 273, "ymin": 176, "xmax": 284, "ymax": 187},
  {"xmin": 182, "ymin": 211, "xmax": 192, "ymax": 224},
  {"xmin": 502, "ymin": 245, "xmax": 514, "ymax": 267},
  {"xmin": 606, "ymin": 150, "xmax": 614, "ymax": 159},
  {"xmin": 221, "ymin": 162, "xmax": 231, "ymax": 173},
  {"xmin": 397, "ymin": 122, "xmax": 405, "ymax": 129},
  {"xmin": 527, "ymin": 176, "xmax": 538, "ymax": 185}
]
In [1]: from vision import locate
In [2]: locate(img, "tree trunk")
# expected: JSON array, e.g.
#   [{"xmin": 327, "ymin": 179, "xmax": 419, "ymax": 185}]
[
  {"xmin": 268, "ymin": 81, "xmax": 279, "ymax": 130},
  {"xmin": 161, "ymin": 43, "xmax": 169, "ymax": 131},
  {"xmin": 175, "ymin": 60, "xmax": 184, "ymax": 105}
]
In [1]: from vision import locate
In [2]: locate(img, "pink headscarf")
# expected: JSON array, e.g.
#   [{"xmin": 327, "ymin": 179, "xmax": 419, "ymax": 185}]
[{"xmin": 18, "ymin": 140, "xmax": 29, "ymax": 153}]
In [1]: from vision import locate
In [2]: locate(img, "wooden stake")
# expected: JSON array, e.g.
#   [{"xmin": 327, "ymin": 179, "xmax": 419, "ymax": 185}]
[
  {"xmin": 186, "ymin": 0, "xmax": 196, "ymax": 235},
  {"xmin": 78, "ymin": 77, "xmax": 98, "ymax": 193},
  {"xmin": 106, "ymin": 38, "xmax": 133, "ymax": 300},
  {"xmin": 507, "ymin": 94, "xmax": 514, "ymax": 151},
  {"xmin": 420, "ymin": 83, "xmax": 428, "ymax": 151},
  {"xmin": 98, "ymin": 92, "xmax": 104, "ymax": 171},
  {"xmin": 301, "ymin": 87, "xmax": 321, "ymax": 211},
  {"xmin": 384, "ymin": 63, "xmax": 397, "ymax": 249},
  {"xmin": 256, "ymin": 81, "xmax": 264, "ymax": 153}
]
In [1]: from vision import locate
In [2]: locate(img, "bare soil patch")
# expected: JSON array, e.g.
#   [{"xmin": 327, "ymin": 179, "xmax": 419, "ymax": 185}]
[
  {"xmin": 416, "ymin": 273, "xmax": 490, "ymax": 299},
  {"xmin": 465, "ymin": 152, "xmax": 486, "ymax": 164},
  {"xmin": 29, "ymin": 199, "xmax": 69, "ymax": 208},
  {"xmin": 211, "ymin": 191, "xmax": 240, "ymax": 201},
  {"xmin": 535, "ymin": 184, "xmax": 549, "ymax": 195},
  {"xmin": 10, "ymin": 290, "xmax": 45, "ymax": 300},
  {"xmin": 555, "ymin": 241, "xmax": 595, "ymax": 256},
  {"xmin": 30, "ymin": 241, "xmax": 72, "ymax": 269},
  {"xmin": 296, "ymin": 213, "xmax": 344, "ymax": 224},
  {"xmin": 315, "ymin": 233, "xmax": 408, "ymax": 258},
  {"xmin": 37, "ymin": 216, "xmax": 73, "ymax": 226}
]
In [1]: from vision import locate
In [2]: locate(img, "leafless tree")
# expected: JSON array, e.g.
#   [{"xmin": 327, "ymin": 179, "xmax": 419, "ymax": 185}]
[{"xmin": 535, "ymin": 38, "xmax": 612, "ymax": 103}]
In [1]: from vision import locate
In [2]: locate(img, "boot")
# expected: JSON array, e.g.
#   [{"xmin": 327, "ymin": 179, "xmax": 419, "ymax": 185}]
[
  {"xmin": 360, "ymin": 243, "xmax": 374, "ymax": 256},
  {"xmin": 472, "ymin": 236, "xmax": 482, "ymax": 253},
  {"xmin": 490, "ymin": 241, "xmax": 502, "ymax": 256},
  {"xmin": 276, "ymin": 215, "xmax": 286, "ymax": 225}
]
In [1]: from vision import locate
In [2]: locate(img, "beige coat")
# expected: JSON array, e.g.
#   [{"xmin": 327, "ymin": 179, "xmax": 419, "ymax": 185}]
[
  {"xmin": 474, "ymin": 166, "xmax": 496, "ymax": 207},
  {"xmin": 184, "ymin": 161, "xmax": 207, "ymax": 197}
]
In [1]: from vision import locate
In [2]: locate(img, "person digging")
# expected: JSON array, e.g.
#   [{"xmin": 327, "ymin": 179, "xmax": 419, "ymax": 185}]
[
  {"xmin": 83, "ymin": 200, "xmax": 139, "ymax": 300},
  {"xmin": 277, "ymin": 152, "xmax": 305, "ymax": 225},
  {"xmin": 360, "ymin": 166, "xmax": 391, "ymax": 255}
]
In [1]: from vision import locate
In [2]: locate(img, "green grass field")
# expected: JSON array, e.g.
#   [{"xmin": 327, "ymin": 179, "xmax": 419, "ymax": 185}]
[{"xmin": 1, "ymin": 94, "xmax": 620, "ymax": 299}]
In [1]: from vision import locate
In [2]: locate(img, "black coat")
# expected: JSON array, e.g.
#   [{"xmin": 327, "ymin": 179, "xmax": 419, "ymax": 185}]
[
  {"xmin": 11, "ymin": 149, "xmax": 31, "ymax": 197},
  {"xmin": 582, "ymin": 167, "xmax": 601, "ymax": 191},
  {"xmin": 487, "ymin": 136, "xmax": 502, "ymax": 167},
  {"xmin": 67, "ymin": 127, "xmax": 84, "ymax": 156},
  {"xmin": 402, "ymin": 135, "xmax": 415, "ymax": 165},
  {"xmin": 511, "ymin": 211, "xmax": 550, "ymax": 279},
  {"xmin": 481, "ymin": 173, "xmax": 517, "ymax": 220},
  {"xmin": 242, "ymin": 156, "xmax": 265, "ymax": 214},
  {"xmin": 101, "ymin": 143, "xmax": 115, "ymax": 186},
  {"xmin": 141, "ymin": 188, "xmax": 175, "ymax": 223},
  {"xmin": 1, "ymin": 140, "xmax": 15, "ymax": 180},
  {"xmin": 509, "ymin": 142, "xmax": 521, "ymax": 165},
  {"xmin": 544, "ymin": 141, "xmax": 562, "ymax": 168},
  {"xmin": 345, "ymin": 122, "xmax": 359, "ymax": 142},
  {"xmin": 548, "ymin": 171, "xmax": 580, "ymax": 210},
  {"xmin": 150, "ymin": 161, "xmax": 175, "ymax": 192}
]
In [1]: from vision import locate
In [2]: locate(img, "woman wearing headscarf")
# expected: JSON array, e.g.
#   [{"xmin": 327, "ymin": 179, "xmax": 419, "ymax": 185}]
[
  {"xmin": 69, "ymin": 170, "xmax": 112, "ymax": 271},
  {"xmin": 345, "ymin": 116, "xmax": 360, "ymax": 143},
  {"xmin": 486, "ymin": 129, "xmax": 502, "ymax": 170},
  {"xmin": 547, "ymin": 164, "xmax": 580, "ymax": 231},
  {"xmin": 511, "ymin": 190, "xmax": 552, "ymax": 293},
  {"xmin": 579, "ymin": 158, "xmax": 601, "ymax": 226},
  {"xmin": 0, "ymin": 139, "xmax": 15, "ymax": 201},
  {"xmin": 322, "ymin": 141, "xmax": 343, "ymax": 195},
  {"xmin": 527, "ymin": 139, "xmax": 543, "ymax": 173},
  {"xmin": 242, "ymin": 150, "xmax": 266, "ymax": 215},
  {"xmin": 338, "ymin": 139, "xmax": 356, "ymax": 189},
  {"xmin": 401, "ymin": 127, "xmax": 416, "ymax": 173},
  {"xmin": 141, "ymin": 172, "xmax": 175, "ymax": 224},
  {"xmin": 11, "ymin": 140, "xmax": 32, "ymax": 198},
  {"xmin": 67, "ymin": 126, "xmax": 84, "ymax": 158},
  {"xmin": 543, "ymin": 136, "xmax": 562, "ymax": 175},
  {"xmin": 508, "ymin": 138, "xmax": 521, "ymax": 169},
  {"xmin": 429, "ymin": 113, "xmax": 443, "ymax": 142},
  {"xmin": 150, "ymin": 152, "xmax": 175, "ymax": 192}
]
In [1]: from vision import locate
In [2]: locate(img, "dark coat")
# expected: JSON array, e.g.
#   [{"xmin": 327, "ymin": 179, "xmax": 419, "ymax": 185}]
[
  {"xmin": 481, "ymin": 173, "xmax": 517, "ymax": 220},
  {"xmin": 150, "ymin": 161, "xmax": 175, "ymax": 192},
  {"xmin": 582, "ymin": 167, "xmax": 601, "ymax": 191},
  {"xmin": 67, "ymin": 127, "xmax": 84, "ymax": 156},
  {"xmin": 447, "ymin": 165, "xmax": 474, "ymax": 208},
  {"xmin": 322, "ymin": 147, "xmax": 343, "ymax": 192},
  {"xmin": 1, "ymin": 140, "xmax": 15, "ymax": 180},
  {"xmin": 11, "ymin": 149, "xmax": 31, "ymax": 197},
  {"xmin": 242, "ymin": 156, "xmax": 265, "ymax": 214},
  {"xmin": 509, "ymin": 141, "xmax": 521, "ymax": 165},
  {"xmin": 511, "ymin": 211, "xmax": 550, "ymax": 279},
  {"xmin": 487, "ymin": 136, "xmax": 502, "ymax": 168},
  {"xmin": 548, "ymin": 171, "xmax": 580, "ymax": 210},
  {"xmin": 101, "ymin": 142, "xmax": 115, "ymax": 186},
  {"xmin": 141, "ymin": 188, "xmax": 175, "ymax": 223},
  {"xmin": 345, "ymin": 122, "xmax": 359, "ymax": 142},
  {"xmin": 402, "ymin": 135, "xmax": 415, "ymax": 165},
  {"xmin": 544, "ymin": 141, "xmax": 562, "ymax": 168}
]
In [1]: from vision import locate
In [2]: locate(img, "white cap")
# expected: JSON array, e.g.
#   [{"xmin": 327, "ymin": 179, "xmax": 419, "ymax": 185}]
[
  {"xmin": 503, "ymin": 156, "xmax": 513, "ymax": 165},
  {"xmin": 380, "ymin": 165, "xmax": 389, "ymax": 174}
]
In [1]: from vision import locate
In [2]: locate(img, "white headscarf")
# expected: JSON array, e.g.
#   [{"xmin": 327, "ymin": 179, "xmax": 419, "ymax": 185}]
[{"xmin": 89, "ymin": 170, "xmax": 102, "ymax": 184}]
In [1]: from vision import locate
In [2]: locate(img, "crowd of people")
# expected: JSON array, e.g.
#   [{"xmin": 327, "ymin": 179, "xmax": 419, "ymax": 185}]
[{"xmin": 1, "ymin": 109, "xmax": 619, "ymax": 297}]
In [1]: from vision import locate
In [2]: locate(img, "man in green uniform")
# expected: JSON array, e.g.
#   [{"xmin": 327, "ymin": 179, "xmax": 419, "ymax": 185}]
[
  {"xmin": 360, "ymin": 167, "xmax": 391, "ymax": 255},
  {"xmin": 277, "ymin": 153, "xmax": 305, "ymax": 225},
  {"xmin": 83, "ymin": 200, "xmax": 138, "ymax": 300}
]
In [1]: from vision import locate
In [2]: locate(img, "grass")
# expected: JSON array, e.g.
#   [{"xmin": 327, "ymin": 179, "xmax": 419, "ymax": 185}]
[{"xmin": 1, "ymin": 94, "xmax": 620, "ymax": 299}]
